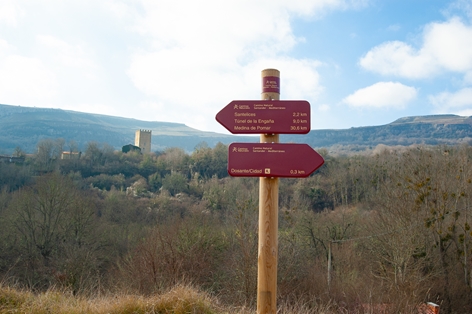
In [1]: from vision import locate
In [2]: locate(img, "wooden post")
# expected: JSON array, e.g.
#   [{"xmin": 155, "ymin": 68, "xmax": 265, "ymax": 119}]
[{"xmin": 257, "ymin": 69, "xmax": 280, "ymax": 314}]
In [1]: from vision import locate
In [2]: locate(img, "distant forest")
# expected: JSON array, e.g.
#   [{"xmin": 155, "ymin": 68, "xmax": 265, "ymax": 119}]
[{"xmin": 1, "ymin": 138, "xmax": 472, "ymax": 313}]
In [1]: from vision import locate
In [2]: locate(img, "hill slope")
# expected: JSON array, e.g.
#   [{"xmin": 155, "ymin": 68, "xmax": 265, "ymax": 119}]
[
  {"xmin": 0, "ymin": 104, "xmax": 249, "ymax": 154},
  {"xmin": 1, "ymin": 104, "xmax": 472, "ymax": 154},
  {"xmin": 283, "ymin": 114, "xmax": 472, "ymax": 148}
]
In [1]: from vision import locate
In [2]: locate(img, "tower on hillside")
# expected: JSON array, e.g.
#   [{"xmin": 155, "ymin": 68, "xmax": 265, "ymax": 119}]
[{"xmin": 135, "ymin": 129, "xmax": 152, "ymax": 153}]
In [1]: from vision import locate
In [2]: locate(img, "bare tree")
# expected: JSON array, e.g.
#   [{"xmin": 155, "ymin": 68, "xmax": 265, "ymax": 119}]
[{"xmin": 7, "ymin": 173, "xmax": 100, "ymax": 290}]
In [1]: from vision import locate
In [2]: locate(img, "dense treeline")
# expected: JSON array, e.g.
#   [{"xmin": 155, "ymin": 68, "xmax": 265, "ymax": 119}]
[{"xmin": 1, "ymin": 139, "xmax": 472, "ymax": 312}]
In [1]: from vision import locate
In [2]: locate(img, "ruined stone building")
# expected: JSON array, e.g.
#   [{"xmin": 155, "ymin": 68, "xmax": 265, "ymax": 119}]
[{"xmin": 135, "ymin": 129, "xmax": 152, "ymax": 153}]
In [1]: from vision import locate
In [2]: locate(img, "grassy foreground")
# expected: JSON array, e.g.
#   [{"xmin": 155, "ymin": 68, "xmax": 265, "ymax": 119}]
[
  {"xmin": 0, "ymin": 284, "xmax": 340, "ymax": 314},
  {"xmin": 0, "ymin": 284, "xmax": 228, "ymax": 314}
]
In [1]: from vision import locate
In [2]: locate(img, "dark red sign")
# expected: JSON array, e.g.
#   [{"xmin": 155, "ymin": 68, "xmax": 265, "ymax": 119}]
[
  {"xmin": 216, "ymin": 100, "xmax": 310, "ymax": 134},
  {"xmin": 228, "ymin": 143, "xmax": 324, "ymax": 178},
  {"xmin": 262, "ymin": 76, "xmax": 280, "ymax": 93}
]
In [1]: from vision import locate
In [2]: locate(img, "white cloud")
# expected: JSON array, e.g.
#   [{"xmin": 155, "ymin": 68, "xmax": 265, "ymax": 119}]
[
  {"xmin": 360, "ymin": 18, "xmax": 472, "ymax": 79},
  {"xmin": 318, "ymin": 104, "xmax": 330, "ymax": 112},
  {"xmin": 103, "ymin": 0, "xmax": 137, "ymax": 19},
  {"xmin": 131, "ymin": 1, "xmax": 298, "ymax": 58},
  {"xmin": 387, "ymin": 24, "xmax": 401, "ymax": 32},
  {"xmin": 125, "ymin": 0, "xmax": 340, "ymax": 130},
  {"xmin": 0, "ymin": 55, "xmax": 58, "ymax": 105},
  {"xmin": 0, "ymin": 39, "xmax": 15, "ymax": 56},
  {"xmin": 69, "ymin": 102, "xmax": 119, "ymax": 117},
  {"xmin": 0, "ymin": 0, "xmax": 24, "ymax": 27},
  {"xmin": 430, "ymin": 88, "xmax": 472, "ymax": 115},
  {"xmin": 359, "ymin": 41, "xmax": 437, "ymax": 78},
  {"xmin": 465, "ymin": 71, "xmax": 472, "ymax": 85},
  {"xmin": 128, "ymin": 55, "xmax": 322, "ymax": 131},
  {"xmin": 36, "ymin": 35, "xmax": 99, "ymax": 81},
  {"xmin": 37, "ymin": 35, "xmax": 94, "ymax": 68},
  {"xmin": 0, "ymin": 0, "xmax": 372, "ymax": 133},
  {"xmin": 446, "ymin": 0, "xmax": 472, "ymax": 21},
  {"xmin": 423, "ymin": 18, "xmax": 472, "ymax": 72},
  {"xmin": 455, "ymin": 109, "xmax": 472, "ymax": 116},
  {"xmin": 343, "ymin": 82, "xmax": 417, "ymax": 109}
]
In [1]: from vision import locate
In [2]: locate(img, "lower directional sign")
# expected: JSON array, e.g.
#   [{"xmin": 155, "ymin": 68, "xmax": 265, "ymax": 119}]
[{"xmin": 228, "ymin": 143, "xmax": 324, "ymax": 178}]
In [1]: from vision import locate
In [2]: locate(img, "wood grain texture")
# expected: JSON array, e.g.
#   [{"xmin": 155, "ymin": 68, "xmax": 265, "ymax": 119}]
[{"xmin": 257, "ymin": 68, "xmax": 280, "ymax": 314}]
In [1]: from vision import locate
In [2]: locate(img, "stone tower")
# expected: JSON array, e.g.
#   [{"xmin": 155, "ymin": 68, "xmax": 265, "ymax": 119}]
[{"xmin": 135, "ymin": 129, "xmax": 152, "ymax": 153}]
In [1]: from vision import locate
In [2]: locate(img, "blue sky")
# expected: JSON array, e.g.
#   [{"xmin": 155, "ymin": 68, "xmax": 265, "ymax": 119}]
[{"xmin": 0, "ymin": 0, "xmax": 471, "ymax": 134}]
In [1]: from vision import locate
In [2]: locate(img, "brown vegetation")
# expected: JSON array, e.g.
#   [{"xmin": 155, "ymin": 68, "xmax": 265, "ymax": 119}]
[{"xmin": 1, "ymin": 140, "xmax": 472, "ymax": 312}]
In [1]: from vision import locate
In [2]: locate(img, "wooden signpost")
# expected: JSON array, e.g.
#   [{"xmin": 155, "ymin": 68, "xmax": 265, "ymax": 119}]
[
  {"xmin": 216, "ymin": 100, "xmax": 311, "ymax": 134},
  {"xmin": 228, "ymin": 143, "xmax": 324, "ymax": 178},
  {"xmin": 216, "ymin": 69, "xmax": 324, "ymax": 314}
]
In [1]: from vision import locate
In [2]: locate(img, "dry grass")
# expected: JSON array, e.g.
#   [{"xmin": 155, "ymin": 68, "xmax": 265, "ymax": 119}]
[
  {"xmin": 0, "ymin": 284, "xmax": 222, "ymax": 314},
  {"xmin": 0, "ymin": 283, "xmax": 362, "ymax": 314}
]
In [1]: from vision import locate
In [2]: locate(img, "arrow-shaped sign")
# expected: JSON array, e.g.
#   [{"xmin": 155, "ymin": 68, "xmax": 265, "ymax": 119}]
[
  {"xmin": 228, "ymin": 143, "xmax": 324, "ymax": 178},
  {"xmin": 216, "ymin": 100, "xmax": 310, "ymax": 134}
]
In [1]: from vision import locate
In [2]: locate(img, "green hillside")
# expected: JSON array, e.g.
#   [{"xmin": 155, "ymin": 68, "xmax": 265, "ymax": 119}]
[
  {"xmin": 282, "ymin": 114, "xmax": 472, "ymax": 148},
  {"xmin": 0, "ymin": 104, "xmax": 248, "ymax": 154},
  {"xmin": 1, "ymin": 104, "xmax": 472, "ymax": 154}
]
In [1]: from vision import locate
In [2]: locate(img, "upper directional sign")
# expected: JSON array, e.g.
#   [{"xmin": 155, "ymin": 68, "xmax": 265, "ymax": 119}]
[
  {"xmin": 216, "ymin": 100, "xmax": 310, "ymax": 134},
  {"xmin": 228, "ymin": 143, "xmax": 324, "ymax": 178}
]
